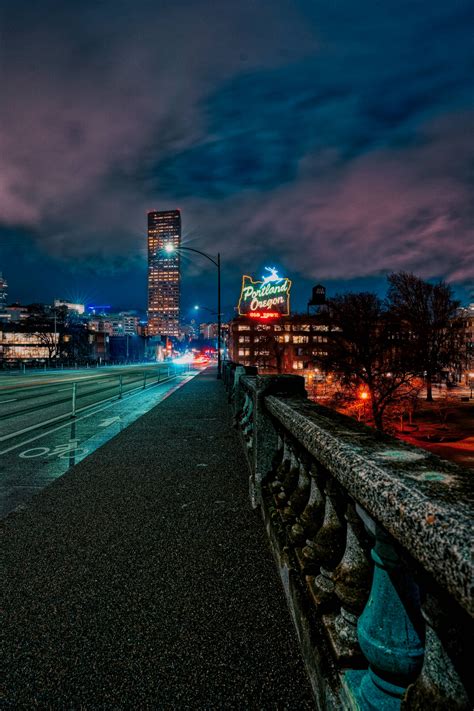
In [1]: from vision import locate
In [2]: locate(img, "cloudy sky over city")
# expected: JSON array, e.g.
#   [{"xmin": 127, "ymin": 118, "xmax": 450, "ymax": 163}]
[{"xmin": 1, "ymin": 0, "xmax": 473, "ymax": 313}]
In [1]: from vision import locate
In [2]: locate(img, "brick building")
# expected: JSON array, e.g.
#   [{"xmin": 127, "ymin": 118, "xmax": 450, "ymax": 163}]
[{"xmin": 228, "ymin": 313, "xmax": 330, "ymax": 375}]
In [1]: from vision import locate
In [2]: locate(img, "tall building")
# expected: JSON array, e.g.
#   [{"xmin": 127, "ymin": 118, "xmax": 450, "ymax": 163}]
[{"xmin": 147, "ymin": 209, "xmax": 181, "ymax": 337}]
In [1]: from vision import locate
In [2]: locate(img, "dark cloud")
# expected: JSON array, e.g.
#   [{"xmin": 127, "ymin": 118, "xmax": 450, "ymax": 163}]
[
  {"xmin": 0, "ymin": 0, "xmax": 473, "ymax": 304},
  {"xmin": 154, "ymin": 69, "xmax": 350, "ymax": 197}
]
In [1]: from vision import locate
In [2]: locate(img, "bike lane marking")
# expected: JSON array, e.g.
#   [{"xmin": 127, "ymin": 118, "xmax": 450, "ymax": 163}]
[{"xmin": 19, "ymin": 443, "xmax": 89, "ymax": 460}]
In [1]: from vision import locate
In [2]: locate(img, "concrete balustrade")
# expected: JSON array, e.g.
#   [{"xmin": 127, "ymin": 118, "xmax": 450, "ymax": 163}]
[{"xmin": 222, "ymin": 363, "xmax": 473, "ymax": 711}]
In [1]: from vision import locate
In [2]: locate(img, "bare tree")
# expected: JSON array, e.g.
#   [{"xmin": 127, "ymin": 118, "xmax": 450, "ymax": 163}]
[
  {"xmin": 36, "ymin": 329, "xmax": 60, "ymax": 361},
  {"xmin": 387, "ymin": 273, "xmax": 461, "ymax": 401},
  {"xmin": 324, "ymin": 292, "xmax": 416, "ymax": 431},
  {"xmin": 254, "ymin": 332, "xmax": 290, "ymax": 374}
]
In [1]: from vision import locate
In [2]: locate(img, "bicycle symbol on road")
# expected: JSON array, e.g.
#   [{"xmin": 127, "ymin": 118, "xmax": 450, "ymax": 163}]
[{"xmin": 19, "ymin": 441, "xmax": 89, "ymax": 460}]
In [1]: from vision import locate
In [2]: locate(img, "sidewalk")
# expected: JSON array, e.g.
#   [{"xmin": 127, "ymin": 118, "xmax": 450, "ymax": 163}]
[{"xmin": 1, "ymin": 369, "xmax": 314, "ymax": 709}]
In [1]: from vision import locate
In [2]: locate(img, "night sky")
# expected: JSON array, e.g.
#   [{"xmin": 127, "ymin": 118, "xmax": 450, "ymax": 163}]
[{"xmin": 1, "ymin": 0, "xmax": 473, "ymax": 319}]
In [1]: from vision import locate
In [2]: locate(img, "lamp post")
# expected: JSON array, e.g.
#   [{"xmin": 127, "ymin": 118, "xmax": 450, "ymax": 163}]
[{"xmin": 164, "ymin": 244, "xmax": 222, "ymax": 379}]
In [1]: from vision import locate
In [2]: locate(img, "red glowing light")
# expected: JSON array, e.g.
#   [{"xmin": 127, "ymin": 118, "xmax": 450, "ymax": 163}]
[{"xmin": 248, "ymin": 312, "xmax": 280, "ymax": 320}]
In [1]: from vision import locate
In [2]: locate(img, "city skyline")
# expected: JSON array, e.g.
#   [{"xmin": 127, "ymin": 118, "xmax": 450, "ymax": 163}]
[{"xmin": 0, "ymin": 1, "xmax": 473, "ymax": 313}]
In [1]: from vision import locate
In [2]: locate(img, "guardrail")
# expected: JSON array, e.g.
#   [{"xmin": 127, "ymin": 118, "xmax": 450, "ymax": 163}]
[
  {"xmin": 0, "ymin": 364, "xmax": 190, "ymax": 443},
  {"xmin": 223, "ymin": 362, "xmax": 473, "ymax": 710}
]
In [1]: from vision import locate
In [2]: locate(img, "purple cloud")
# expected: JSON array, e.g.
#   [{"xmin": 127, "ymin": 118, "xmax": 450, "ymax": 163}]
[{"xmin": 0, "ymin": 0, "xmax": 473, "ymax": 294}]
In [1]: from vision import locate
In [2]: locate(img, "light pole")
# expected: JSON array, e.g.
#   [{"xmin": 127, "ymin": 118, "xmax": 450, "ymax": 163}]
[{"xmin": 164, "ymin": 244, "xmax": 222, "ymax": 379}]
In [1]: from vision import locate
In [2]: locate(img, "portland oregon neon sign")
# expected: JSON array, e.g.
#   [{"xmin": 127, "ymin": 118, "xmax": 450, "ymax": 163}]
[{"xmin": 238, "ymin": 267, "xmax": 292, "ymax": 320}]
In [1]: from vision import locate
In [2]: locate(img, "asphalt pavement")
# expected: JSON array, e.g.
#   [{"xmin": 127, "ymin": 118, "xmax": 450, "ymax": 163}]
[{"xmin": 1, "ymin": 368, "xmax": 314, "ymax": 709}]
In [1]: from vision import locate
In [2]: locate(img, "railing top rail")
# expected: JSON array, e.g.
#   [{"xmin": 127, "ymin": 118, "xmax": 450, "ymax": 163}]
[{"xmin": 265, "ymin": 394, "xmax": 474, "ymax": 616}]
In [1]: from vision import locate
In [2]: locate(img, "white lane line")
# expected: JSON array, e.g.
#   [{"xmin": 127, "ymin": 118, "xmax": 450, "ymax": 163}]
[
  {"xmin": 0, "ymin": 374, "xmax": 179, "ymax": 445},
  {"xmin": 0, "ymin": 398, "xmax": 18, "ymax": 404},
  {"xmin": 0, "ymin": 402, "xmax": 119, "ymax": 456},
  {"xmin": 0, "ymin": 365, "xmax": 168, "ymax": 392},
  {"xmin": 98, "ymin": 416, "xmax": 121, "ymax": 427},
  {"xmin": 0, "ymin": 374, "xmax": 195, "ymax": 457},
  {"xmin": 0, "ymin": 379, "xmax": 161, "ymax": 443},
  {"xmin": 0, "ymin": 374, "xmax": 113, "ymax": 390}
]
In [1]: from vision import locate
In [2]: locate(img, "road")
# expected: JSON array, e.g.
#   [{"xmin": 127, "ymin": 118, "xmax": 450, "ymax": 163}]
[{"xmin": 0, "ymin": 363, "xmax": 199, "ymax": 518}]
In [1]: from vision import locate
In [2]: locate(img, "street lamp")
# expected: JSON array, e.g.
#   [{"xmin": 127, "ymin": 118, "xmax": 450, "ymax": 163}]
[
  {"xmin": 164, "ymin": 243, "xmax": 222, "ymax": 379},
  {"xmin": 194, "ymin": 305, "xmax": 216, "ymax": 314},
  {"xmin": 359, "ymin": 390, "xmax": 369, "ymax": 421}
]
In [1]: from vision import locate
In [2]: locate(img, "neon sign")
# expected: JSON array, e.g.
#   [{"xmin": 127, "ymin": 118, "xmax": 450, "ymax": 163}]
[{"xmin": 238, "ymin": 267, "xmax": 291, "ymax": 319}]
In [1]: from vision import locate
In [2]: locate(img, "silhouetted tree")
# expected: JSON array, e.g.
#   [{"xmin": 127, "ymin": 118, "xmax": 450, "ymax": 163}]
[
  {"xmin": 324, "ymin": 292, "xmax": 416, "ymax": 431},
  {"xmin": 24, "ymin": 304, "xmax": 85, "ymax": 362},
  {"xmin": 387, "ymin": 273, "xmax": 461, "ymax": 401},
  {"xmin": 254, "ymin": 332, "xmax": 288, "ymax": 373},
  {"xmin": 24, "ymin": 304, "xmax": 66, "ymax": 361}
]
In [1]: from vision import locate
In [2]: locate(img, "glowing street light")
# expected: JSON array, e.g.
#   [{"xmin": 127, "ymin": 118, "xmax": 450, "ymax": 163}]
[
  {"xmin": 163, "ymin": 243, "xmax": 222, "ymax": 379},
  {"xmin": 194, "ymin": 305, "xmax": 217, "ymax": 315},
  {"xmin": 359, "ymin": 390, "xmax": 369, "ymax": 421}
]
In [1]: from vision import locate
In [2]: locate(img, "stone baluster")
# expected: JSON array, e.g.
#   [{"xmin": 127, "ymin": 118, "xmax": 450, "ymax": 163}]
[
  {"xmin": 283, "ymin": 453, "xmax": 311, "ymax": 524},
  {"xmin": 271, "ymin": 433, "xmax": 284, "ymax": 476},
  {"xmin": 250, "ymin": 374, "xmax": 306, "ymax": 508},
  {"xmin": 239, "ymin": 391, "xmax": 251, "ymax": 428},
  {"xmin": 346, "ymin": 509, "xmax": 425, "ymax": 710},
  {"xmin": 325, "ymin": 503, "xmax": 372, "ymax": 662},
  {"xmin": 241, "ymin": 394, "xmax": 254, "ymax": 451},
  {"xmin": 269, "ymin": 435, "xmax": 290, "ymax": 494},
  {"xmin": 231, "ymin": 365, "xmax": 246, "ymax": 419},
  {"xmin": 302, "ymin": 478, "xmax": 345, "ymax": 584},
  {"xmin": 402, "ymin": 592, "xmax": 470, "ymax": 710},
  {"xmin": 290, "ymin": 463, "xmax": 326, "ymax": 545},
  {"xmin": 275, "ymin": 441, "xmax": 300, "ymax": 509},
  {"xmin": 307, "ymin": 479, "xmax": 346, "ymax": 606}
]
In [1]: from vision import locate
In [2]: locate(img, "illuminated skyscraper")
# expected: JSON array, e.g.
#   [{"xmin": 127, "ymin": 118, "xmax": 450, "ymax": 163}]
[{"xmin": 147, "ymin": 209, "xmax": 181, "ymax": 337}]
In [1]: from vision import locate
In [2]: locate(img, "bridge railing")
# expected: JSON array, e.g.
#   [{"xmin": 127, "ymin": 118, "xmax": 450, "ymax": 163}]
[{"xmin": 223, "ymin": 364, "xmax": 473, "ymax": 711}]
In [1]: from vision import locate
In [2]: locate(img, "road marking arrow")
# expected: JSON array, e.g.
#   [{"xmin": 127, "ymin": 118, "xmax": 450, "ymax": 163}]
[{"xmin": 98, "ymin": 417, "xmax": 121, "ymax": 427}]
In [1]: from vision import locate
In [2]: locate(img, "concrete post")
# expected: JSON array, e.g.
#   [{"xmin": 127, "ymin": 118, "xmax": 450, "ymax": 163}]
[
  {"xmin": 250, "ymin": 374, "xmax": 306, "ymax": 508},
  {"xmin": 231, "ymin": 366, "xmax": 247, "ymax": 421}
]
